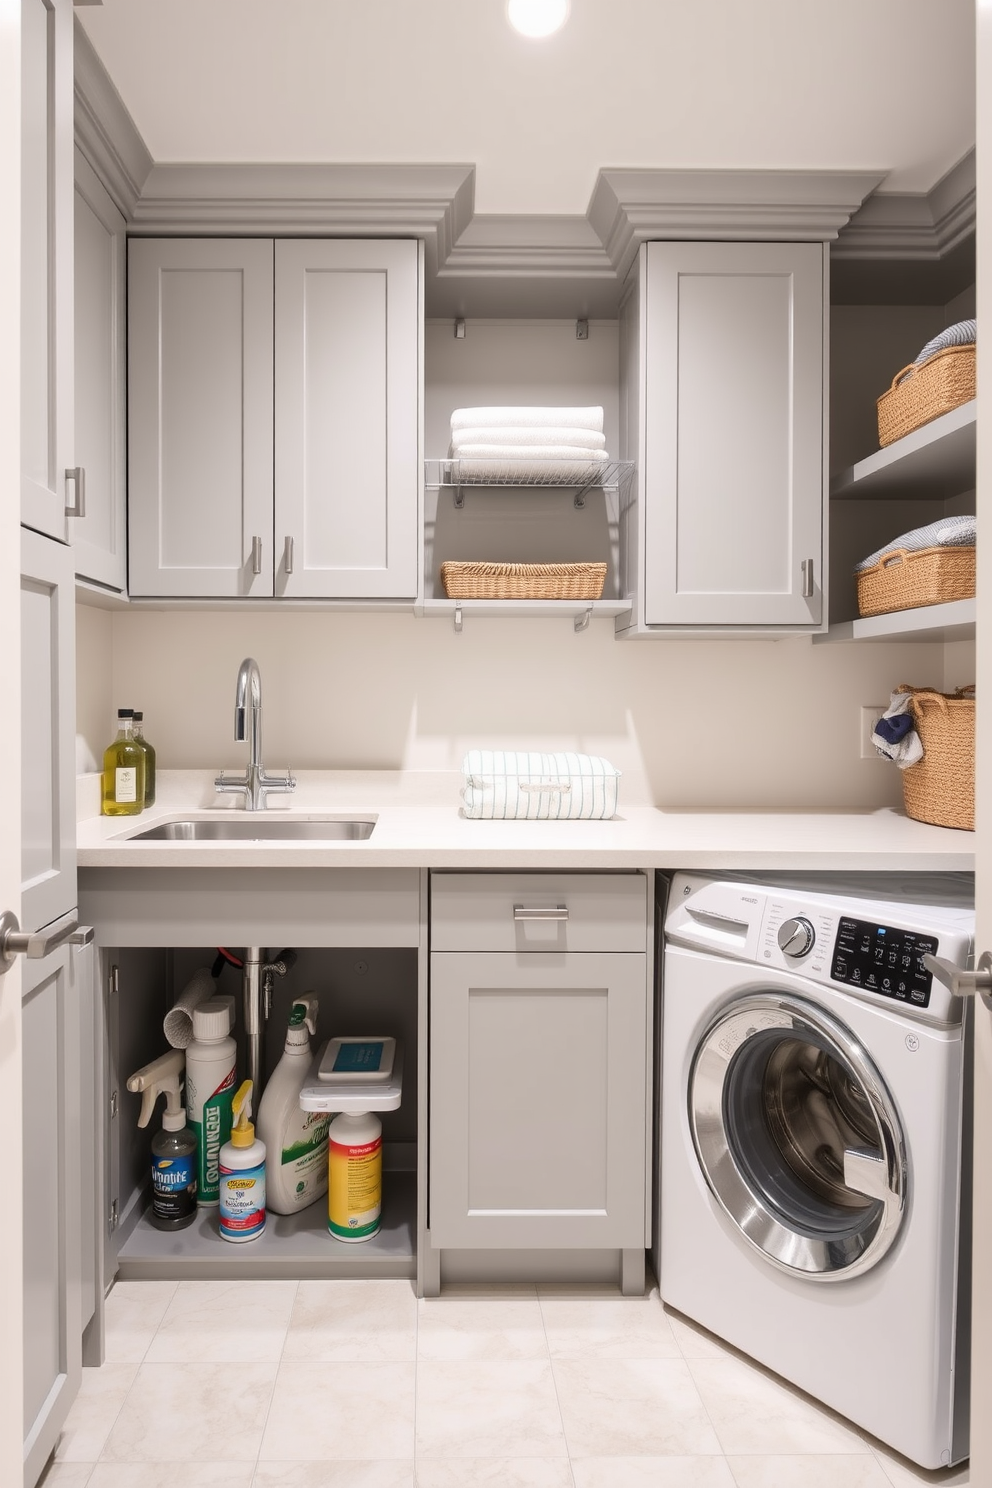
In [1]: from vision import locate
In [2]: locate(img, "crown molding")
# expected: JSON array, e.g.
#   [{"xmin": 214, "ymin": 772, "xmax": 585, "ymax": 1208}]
[
  {"xmin": 832, "ymin": 150, "xmax": 975, "ymax": 262},
  {"xmin": 73, "ymin": 17, "xmax": 152, "ymax": 218}
]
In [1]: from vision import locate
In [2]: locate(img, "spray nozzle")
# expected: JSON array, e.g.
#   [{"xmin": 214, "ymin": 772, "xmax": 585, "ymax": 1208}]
[
  {"xmin": 127, "ymin": 1048, "xmax": 186, "ymax": 1129},
  {"xmin": 288, "ymin": 994, "xmax": 318, "ymax": 1038},
  {"xmin": 230, "ymin": 1078, "xmax": 256, "ymax": 1147}
]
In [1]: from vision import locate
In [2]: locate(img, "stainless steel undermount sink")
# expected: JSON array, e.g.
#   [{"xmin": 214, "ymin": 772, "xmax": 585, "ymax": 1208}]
[{"xmin": 125, "ymin": 817, "xmax": 377, "ymax": 842}]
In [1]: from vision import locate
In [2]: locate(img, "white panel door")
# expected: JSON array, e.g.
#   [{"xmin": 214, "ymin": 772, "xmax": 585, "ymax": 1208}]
[
  {"xmin": 21, "ymin": 526, "xmax": 76, "ymax": 938},
  {"xmin": 643, "ymin": 241, "xmax": 823, "ymax": 626},
  {"xmin": 274, "ymin": 239, "xmax": 420, "ymax": 598},
  {"xmin": 128, "ymin": 238, "xmax": 275, "ymax": 597},
  {"xmin": 430, "ymin": 951, "xmax": 647, "ymax": 1249},
  {"xmin": 20, "ymin": 0, "xmax": 74, "ymax": 543},
  {"xmin": 72, "ymin": 150, "xmax": 126, "ymax": 592}
]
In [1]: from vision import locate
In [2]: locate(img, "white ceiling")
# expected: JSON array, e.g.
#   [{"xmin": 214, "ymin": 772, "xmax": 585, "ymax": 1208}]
[{"xmin": 78, "ymin": 0, "xmax": 976, "ymax": 216}]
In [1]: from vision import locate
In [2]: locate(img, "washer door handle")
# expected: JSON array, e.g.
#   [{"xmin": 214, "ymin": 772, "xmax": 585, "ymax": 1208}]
[
  {"xmin": 843, "ymin": 1147, "xmax": 891, "ymax": 1204},
  {"xmin": 923, "ymin": 951, "xmax": 992, "ymax": 1008}
]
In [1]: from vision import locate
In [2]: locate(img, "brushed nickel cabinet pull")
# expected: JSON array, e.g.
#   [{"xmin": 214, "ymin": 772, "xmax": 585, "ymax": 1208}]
[
  {"xmin": 284, "ymin": 536, "xmax": 294, "ymax": 575},
  {"xmin": 65, "ymin": 466, "xmax": 86, "ymax": 518},
  {"xmin": 801, "ymin": 558, "xmax": 814, "ymax": 598},
  {"xmin": 251, "ymin": 536, "xmax": 262, "ymax": 575}
]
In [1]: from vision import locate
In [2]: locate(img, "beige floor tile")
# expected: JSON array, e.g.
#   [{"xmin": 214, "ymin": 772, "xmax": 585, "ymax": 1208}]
[
  {"xmin": 870, "ymin": 1442, "xmax": 972, "ymax": 1486},
  {"xmin": 100, "ymin": 1361, "xmax": 276, "ymax": 1462},
  {"xmin": 282, "ymin": 1279, "xmax": 417, "ymax": 1362},
  {"xmin": 553, "ymin": 1357, "xmax": 722, "ymax": 1458},
  {"xmin": 102, "ymin": 1281, "xmax": 179, "ymax": 1364},
  {"xmin": 38, "ymin": 1465, "xmax": 94, "ymax": 1487},
  {"xmin": 54, "ymin": 1363, "xmax": 139, "ymax": 1462},
  {"xmin": 416, "ymin": 1360, "xmax": 567, "ymax": 1460},
  {"xmin": 540, "ymin": 1293, "xmax": 681, "ymax": 1360},
  {"xmin": 89, "ymin": 1467, "xmax": 254, "ymax": 1488},
  {"xmin": 572, "ymin": 1458, "xmax": 736, "ymax": 1488},
  {"xmin": 439, "ymin": 1283, "xmax": 539, "ymax": 1298},
  {"xmin": 253, "ymin": 1465, "xmax": 415, "ymax": 1488},
  {"xmin": 259, "ymin": 1361, "xmax": 415, "ymax": 1461},
  {"xmin": 727, "ymin": 1456, "xmax": 893, "ymax": 1488},
  {"xmin": 688, "ymin": 1356, "xmax": 870, "ymax": 1456},
  {"xmin": 415, "ymin": 1461, "xmax": 574, "ymax": 1487},
  {"xmin": 666, "ymin": 1309, "xmax": 737, "ymax": 1361},
  {"xmin": 417, "ymin": 1294, "xmax": 549, "ymax": 1361},
  {"xmin": 144, "ymin": 1279, "xmax": 297, "ymax": 1363}
]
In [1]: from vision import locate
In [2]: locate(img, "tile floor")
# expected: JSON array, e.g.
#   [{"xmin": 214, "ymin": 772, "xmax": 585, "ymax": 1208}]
[{"xmin": 41, "ymin": 1278, "xmax": 969, "ymax": 1488}]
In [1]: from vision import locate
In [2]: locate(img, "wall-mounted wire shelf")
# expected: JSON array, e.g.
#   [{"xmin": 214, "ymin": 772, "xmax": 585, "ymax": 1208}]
[{"xmin": 425, "ymin": 458, "xmax": 634, "ymax": 508}]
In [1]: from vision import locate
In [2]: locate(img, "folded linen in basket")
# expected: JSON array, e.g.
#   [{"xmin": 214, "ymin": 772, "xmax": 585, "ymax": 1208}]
[
  {"xmin": 451, "ymin": 426, "xmax": 607, "ymax": 451},
  {"xmin": 854, "ymin": 513, "xmax": 976, "ymax": 572},
  {"xmin": 461, "ymin": 750, "xmax": 620, "ymax": 821},
  {"xmin": 450, "ymin": 406, "xmax": 604, "ymax": 433}
]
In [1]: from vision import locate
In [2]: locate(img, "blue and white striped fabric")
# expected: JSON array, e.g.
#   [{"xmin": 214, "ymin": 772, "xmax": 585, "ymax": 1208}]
[
  {"xmin": 461, "ymin": 750, "xmax": 620, "ymax": 820},
  {"xmin": 914, "ymin": 319, "xmax": 976, "ymax": 365},
  {"xmin": 855, "ymin": 514, "xmax": 976, "ymax": 573}
]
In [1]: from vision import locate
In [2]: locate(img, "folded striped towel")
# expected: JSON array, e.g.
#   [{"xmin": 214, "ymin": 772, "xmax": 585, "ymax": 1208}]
[
  {"xmin": 451, "ymin": 426, "xmax": 607, "ymax": 451},
  {"xmin": 451, "ymin": 406, "xmax": 604, "ymax": 434},
  {"xmin": 914, "ymin": 319, "xmax": 976, "ymax": 365},
  {"xmin": 855, "ymin": 514, "xmax": 976, "ymax": 572},
  {"xmin": 461, "ymin": 750, "xmax": 620, "ymax": 821}
]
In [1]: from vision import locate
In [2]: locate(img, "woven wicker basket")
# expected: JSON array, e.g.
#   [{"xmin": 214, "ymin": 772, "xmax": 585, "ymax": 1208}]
[
  {"xmin": 440, "ymin": 561, "xmax": 607, "ymax": 600},
  {"xmin": 856, "ymin": 544, "xmax": 976, "ymax": 617},
  {"xmin": 876, "ymin": 343, "xmax": 976, "ymax": 448},
  {"xmin": 898, "ymin": 684, "xmax": 975, "ymax": 831}
]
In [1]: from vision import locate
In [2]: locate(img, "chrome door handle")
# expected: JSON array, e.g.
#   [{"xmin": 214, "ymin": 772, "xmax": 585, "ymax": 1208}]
[
  {"xmin": 0, "ymin": 910, "xmax": 94, "ymax": 975},
  {"xmin": 801, "ymin": 558, "xmax": 814, "ymax": 598},
  {"xmin": 513, "ymin": 904, "xmax": 569, "ymax": 921},
  {"xmin": 923, "ymin": 951, "xmax": 992, "ymax": 1007},
  {"xmin": 284, "ymin": 536, "xmax": 294, "ymax": 575},
  {"xmin": 65, "ymin": 466, "xmax": 86, "ymax": 518},
  {"xmin": 251, "ymin": 536, "xmax": 263, "ymax": 575}
]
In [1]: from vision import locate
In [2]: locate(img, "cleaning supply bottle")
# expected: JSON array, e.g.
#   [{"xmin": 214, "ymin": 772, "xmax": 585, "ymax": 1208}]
[
  {"xmin": 185, "ymin": 995, "xmax": 237, "ymax": 1206},
  {"xmin": 101, "ymin": 708, "xmax": 145, "ymax": 816},
  {"xmin": 219, "ymin": 1079, "xmax": 266, "ymax": 1242},
  {"xmin": 257, "ymin": 994, "xmax": 330, "ymax": 1214},
  {"xmin": 132, "ymin": 711, "xmax": 156, "ymax": 807},
  {"xmin": 126, "ymin": 1047, "xmax": 197, "ymax": 1231},
  {"xmin": 327, "ymin": 1109, "xmax": 382, "ymax": 1242}
]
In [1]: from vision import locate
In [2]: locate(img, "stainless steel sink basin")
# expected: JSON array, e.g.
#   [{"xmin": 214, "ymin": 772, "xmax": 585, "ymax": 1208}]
[{"xmin": 126, "ymin": 817, "xmax": 376, "ymax": 842}]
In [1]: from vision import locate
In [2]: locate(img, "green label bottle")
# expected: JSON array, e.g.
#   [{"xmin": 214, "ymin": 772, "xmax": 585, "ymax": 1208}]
[
  {"xmin": 101, "ymin": 708, "xmax": 146, "ymax": 816},
  {"xmin": 133, "ymin": 710, "xmax": 156, "ymax": 807}
]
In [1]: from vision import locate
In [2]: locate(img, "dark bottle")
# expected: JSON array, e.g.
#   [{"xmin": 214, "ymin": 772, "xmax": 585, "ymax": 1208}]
[
  {"xmin": 150, "ymin": 1106, "xmax": 198, "ymax": 1231},
  {"xmin": 133, "ymin": 711, "xmax": 157, "ymax": 808}
]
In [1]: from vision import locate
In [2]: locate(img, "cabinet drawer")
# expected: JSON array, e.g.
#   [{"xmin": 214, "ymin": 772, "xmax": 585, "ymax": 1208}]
[{"xmin": 430, "ymin": 873, "xmax": 646, "ymax": 953}]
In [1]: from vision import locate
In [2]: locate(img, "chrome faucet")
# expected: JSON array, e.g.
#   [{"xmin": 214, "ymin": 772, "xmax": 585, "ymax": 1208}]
[{"xmin": 215, "ymin": 657, "xmax": 296, "ymax": 811}]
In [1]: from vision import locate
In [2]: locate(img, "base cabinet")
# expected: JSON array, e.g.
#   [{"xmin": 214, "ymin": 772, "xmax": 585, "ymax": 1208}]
[{"xmin": 428, "ymin": 872, "xmax": 650, "ymax": 1286}]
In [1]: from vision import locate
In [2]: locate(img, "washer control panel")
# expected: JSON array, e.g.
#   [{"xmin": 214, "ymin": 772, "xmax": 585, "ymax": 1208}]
[{"xmin": 831, "ymin": 916, "xmax": 938, "ymax": 1007}]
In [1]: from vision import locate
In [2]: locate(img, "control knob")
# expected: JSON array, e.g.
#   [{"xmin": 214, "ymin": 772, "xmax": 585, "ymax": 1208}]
[{"xmin": 777, "ymin": 916, "xmax": 815, "ymax": 958}]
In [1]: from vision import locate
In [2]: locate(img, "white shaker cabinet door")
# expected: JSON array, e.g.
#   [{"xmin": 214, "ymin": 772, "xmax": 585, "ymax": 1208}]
[
  {"xmin": 128, "ymin": 238, "xmax": 275, "ymax": 597},
  {"xmin": 274, "ymin": 239, "xmax": 420, "ymax": 599},
  {"xmin": 21, "ymin": 0, "xmax": 74, "ymax": 543},
  {"xmin": 73, "ymin": 151, "xmax": 126, "ymax": 592},
  {"xmin": 642, "ymin": 241, "xmax": 824, "ymax": 627},
  {"xmin": 430, "ymin": 951, "xmax": 648, "ymax": 1250}
]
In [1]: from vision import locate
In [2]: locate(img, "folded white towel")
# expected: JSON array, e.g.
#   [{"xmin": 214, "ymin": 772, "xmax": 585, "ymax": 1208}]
[
  {"xmin": 461, "ymin": 750, "xmax": 620, "ymax": 821},
  {"xmin": 450, "ymin": 444, "xmax": 609, "ymax": 462},
  {"xmin": 451, "ymin": 426, "xmax": 607, "ymax": 451},
  {"xmin": 450, "ymin": 406, "xmax": 604, "ymax": 434}
]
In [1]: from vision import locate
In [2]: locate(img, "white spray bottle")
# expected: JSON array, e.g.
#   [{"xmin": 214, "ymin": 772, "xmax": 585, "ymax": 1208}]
[{"xmin": 257, "ymin": 994, "xmax": 330, "ymax": 1214}]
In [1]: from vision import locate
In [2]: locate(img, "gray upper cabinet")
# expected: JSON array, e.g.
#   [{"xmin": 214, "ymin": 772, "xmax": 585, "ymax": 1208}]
[
  {"xmin": 128, "ymin": 237, "xmax": 421, "ymax": 600},
  {"xmin": 21, "ymin": 0, "xmax": 75, "ymax": 544},
  {"xmin": 73, "ymin": 151, "xmax": 126, "ymax": 592},
  {"xmin": 619, "ymin": 241, "xmax": 825, "ymax": 633}
]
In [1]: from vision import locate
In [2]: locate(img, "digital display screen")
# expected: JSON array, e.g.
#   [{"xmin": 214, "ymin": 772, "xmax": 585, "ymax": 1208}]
[{"xmin": 831, "ymin": 916, "xmax": 938, "ymax": 1007}]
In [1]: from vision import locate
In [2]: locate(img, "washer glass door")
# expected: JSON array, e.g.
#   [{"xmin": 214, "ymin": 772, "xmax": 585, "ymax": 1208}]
[{"xmin": 689, "ymin": 992, "xmax": 907, "ymax": 1279}]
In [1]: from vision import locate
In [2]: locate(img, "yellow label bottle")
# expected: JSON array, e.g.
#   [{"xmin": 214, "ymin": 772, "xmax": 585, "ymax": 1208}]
[
  {"xmin": 101, "ymin": 708, "xmax": 146, "ymax": 816},
  {"xmin": 328, "ymin": 1110, "xmax": 381, "ymax": 1241}
]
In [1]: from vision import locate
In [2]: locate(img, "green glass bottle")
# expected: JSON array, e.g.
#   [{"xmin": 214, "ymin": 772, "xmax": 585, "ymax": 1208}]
[
  {"xmin": 101, "ymin": 708, "xmax": 145, "ymax": 816},
  {"xmin": 133, "ymin": 711, "xmax": 156, "ymax": 808}
]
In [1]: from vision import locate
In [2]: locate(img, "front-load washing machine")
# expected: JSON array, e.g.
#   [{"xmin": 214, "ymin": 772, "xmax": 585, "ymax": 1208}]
[{"xmin": 658, "ymin": 871, "xmax": 974, "ymax": 1469}]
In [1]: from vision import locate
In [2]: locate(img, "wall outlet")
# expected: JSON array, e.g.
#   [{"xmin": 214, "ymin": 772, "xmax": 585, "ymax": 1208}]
[{"xmin": 860, "ymin": 705, "xmax": 887, "ymax": 760}]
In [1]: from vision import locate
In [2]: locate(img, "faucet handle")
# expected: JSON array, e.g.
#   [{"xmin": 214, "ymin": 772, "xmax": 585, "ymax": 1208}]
[
  {"xmin": 260, "ymin": 768, "xmax": 297, "ymax": 798},
  {"xmin": 215, "ymin": 770, "xmax": 250, "ymax": 799}
]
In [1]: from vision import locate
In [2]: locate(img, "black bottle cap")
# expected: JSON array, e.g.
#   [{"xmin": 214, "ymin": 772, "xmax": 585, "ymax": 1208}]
[
  {"xmin": 117, "ymin": 708, "xmax": 134, "ymax": 718},
  {"xmin": 133, "ymin": 711, "xmax": 143, "ymax": 722}
]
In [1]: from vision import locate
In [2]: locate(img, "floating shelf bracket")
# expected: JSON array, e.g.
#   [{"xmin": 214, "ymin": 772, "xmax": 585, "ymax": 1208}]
[
  {"xmin": 574, "ymin": 606, "xmax": 593, "ymax": 633},
  {"xmin": 453, "ymin": 601, "xmax": 463, "ymax": 633}
]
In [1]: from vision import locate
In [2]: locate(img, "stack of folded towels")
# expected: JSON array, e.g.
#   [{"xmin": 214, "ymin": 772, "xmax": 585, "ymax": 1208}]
[{"xmin": 449, "ymin": 406, "xmax": 609, "ymax": 482}]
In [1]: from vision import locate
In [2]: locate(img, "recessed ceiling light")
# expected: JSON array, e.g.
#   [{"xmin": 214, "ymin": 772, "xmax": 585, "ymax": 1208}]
[{"xmin": 507, "ymin": 0, "xmax": 570, "ymax": 39}]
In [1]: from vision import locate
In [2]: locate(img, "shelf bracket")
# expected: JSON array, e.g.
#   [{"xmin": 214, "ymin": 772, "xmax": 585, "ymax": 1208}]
[
  {"xmin": 574, "ymin": 606, "xmax": 593, "ymax": 633},
  {"xmin": 453, "ymin": 486, "xmax": 465, "ymax": 509},
  {"xmin": 453, "ymin": 602, "xmax": 463, "ymax": 634}
]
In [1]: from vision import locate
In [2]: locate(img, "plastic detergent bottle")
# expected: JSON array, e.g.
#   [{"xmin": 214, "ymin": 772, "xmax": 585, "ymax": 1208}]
[
  {"xmin": 185, "ymin": 996, "xmax": 237, "ymax": 1206},
  {"xmin": 127, "ymin": 1046, "xmax": 197, "ymax": 1231},
  {"xmin": 328, "ymin": 1110, "xmax": 382, "ymax": 1242},
  {"xmin": 219, "ymin": 1080, "xmax": 266, "ymax": 1242},
  {"xmin": 257, "ymin": 995, "xmax": 330, "ymax": 1214}
]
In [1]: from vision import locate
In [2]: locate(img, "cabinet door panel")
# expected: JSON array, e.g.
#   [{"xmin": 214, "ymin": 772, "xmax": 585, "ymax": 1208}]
[
  {"xmin": 275, "ymin": 239, "xmax": 419, "ymax": 598},
  {"xmin": 21, "ymin": 0, "xmax": 74, "ymax": 543},
  {"xmin": 21, "ymin": 527, "xmax": 76, "ymax": 937},
  {"xmin": 643, "ymin": 241, "xmax": 823, "ymax": 626},
  {"xmin": 128, "ymin": 239, "xmax": 274, "ymax": 597},
  {"xmin": 430, "ymin": 951, "xmax": 647, "ymax": 1249},
  {"xmin": 73, "ymin": 152, "xmax": 126, "ymax": 591}
]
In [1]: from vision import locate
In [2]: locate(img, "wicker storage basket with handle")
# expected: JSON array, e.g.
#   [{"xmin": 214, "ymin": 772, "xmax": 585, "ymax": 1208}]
[
  {"xmin": 856, "ymin": 544, "xmax": 976, "ymax": 617},
  {"xmin": 440, "ymin": 560, "xmax": 607, "ymax": 600},
  {"xmin": 897, "ymin": 684, "xmax": 975, "ymax": 831},
  {"xmin": 876, "ymin": 343, "xmax": 975, "ymax": 448}
]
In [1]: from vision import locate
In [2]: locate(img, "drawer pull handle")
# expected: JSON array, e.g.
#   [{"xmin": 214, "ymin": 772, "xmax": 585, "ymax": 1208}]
[{"xmin": 513, "ymin": 904, "xmax": 569, "ymax": 921}]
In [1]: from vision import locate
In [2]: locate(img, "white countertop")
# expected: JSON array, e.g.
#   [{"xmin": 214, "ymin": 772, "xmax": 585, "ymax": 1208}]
[{"xmin": 76, "ymin": 771, "xmax": 976, "ymax": 873}]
